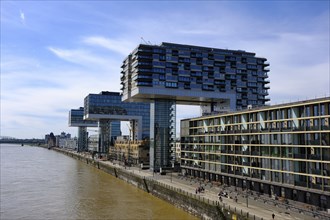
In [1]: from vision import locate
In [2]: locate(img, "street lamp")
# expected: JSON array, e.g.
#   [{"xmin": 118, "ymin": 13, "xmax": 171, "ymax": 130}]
[
  {"xmin": 126, "ymin": 123, "xmax": 133, "ymax": 169},
  {"xmin": 245, "ymin": 177, "xmax": 249, "ymax": 207},
  {"xmin": 171, "ymin": 163, "xmax": 174, "ymax": 183}
]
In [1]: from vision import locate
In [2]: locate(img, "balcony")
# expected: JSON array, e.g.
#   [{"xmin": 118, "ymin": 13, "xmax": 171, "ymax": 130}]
[
  {"xmin": 308, "ymin": 155, "xmax": 321, "ymax": 160},
  {"xmin": 293, "ymin": 154, "xmax": 306, "ymax": 159},
  {"xmin": 251, "ymin": 151, "xmax": 260, "ymax": 156},
  {"xmin": 295, "ymin": 181, "xmax": 307, "ymax": 187},
  {"xmin": 310, "ymin": 183, "xmax": 322, "ymax": 190},
  {"xmin": 310, "ymin": 169, "xmax": 322, "ymax": 175},
  {"xmin": 242, "ymin": 161, "xmax": 250, "ymax": 166},
  {"xmin": 243, "ymin": 151, "xmax": 250, "ymax": 155},
  {"xmin": 321, "ymin": 125, "xmax": 330, "ymax": 130}
]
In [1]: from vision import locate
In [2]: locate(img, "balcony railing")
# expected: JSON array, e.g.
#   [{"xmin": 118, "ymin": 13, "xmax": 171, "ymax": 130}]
[
  {"xmin": 243, "ymin": 151, "xmax": 250, "ymax": 155},
  {"xmin": 310, "ymin": 169, "xmax": 322, "ymax": 175},
  {"xmin": 308, "ymin": 155, "xmax": 321, "ymax": 160},
  {"xmin": 294, "ymin": 154, "xmax": 306, "ymax": 159},
  {"xmin": 295, "ymin": 181, "xmax": 307, "ymax": 187},
  {"xmin": 310, "ymin": 183, "xmax": 322, "ymax": 190}
]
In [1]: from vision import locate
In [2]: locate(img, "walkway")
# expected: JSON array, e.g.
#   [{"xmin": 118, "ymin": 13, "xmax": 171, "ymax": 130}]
[
  {"xmin": 102, "ymin": 160, "xmax": 328, "ymax": 220},
  {"xmin": 65, "ymin": 150, "xmax": 329, "ymax": 220}
]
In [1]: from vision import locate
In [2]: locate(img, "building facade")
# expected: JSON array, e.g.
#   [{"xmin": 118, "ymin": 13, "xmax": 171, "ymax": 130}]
[
  {"xmin": 110, "ymin": 140, "xmax": 149, "ymax": 166},
  {"xmin": 69, "ymin": 107, "xmax": 99, "ymax": 152},
  {"xmin": 88, "ymin": 134, "xmax": 99, "ymax": 152},
  {"xmin": 121, "ymin": 42, "xmax": 270, "ymax": 171},
  {"xmin": 180, "ymin": 97, "xmax": 330, "ymax": 209},
  {"xmin": 121, "ymin": 42, "xmax": 270, "ymax": 111},
  {"xmin": 84, "ymin": 91, "xmax": 150, "ymax": 153}
]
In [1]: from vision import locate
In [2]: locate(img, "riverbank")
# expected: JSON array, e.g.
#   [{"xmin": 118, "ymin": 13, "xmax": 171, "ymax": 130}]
[
  {"xmin": 53, "ymin": 148, "xmax": 240, "ymax": 220},
  {"xmin": 52, "ymin": 147, "xmax": 329, "ymax": 220}
]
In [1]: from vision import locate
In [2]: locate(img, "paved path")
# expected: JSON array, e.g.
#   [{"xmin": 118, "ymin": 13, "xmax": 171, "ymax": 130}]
[{"xmin": 101, "ymin": 161, "xmax": 327, "ymax": 220}]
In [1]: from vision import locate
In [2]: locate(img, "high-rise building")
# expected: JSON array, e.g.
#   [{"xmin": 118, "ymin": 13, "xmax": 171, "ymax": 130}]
[
  {"xmin": 121, "ymin": 42, "xmax": 270, "ymax": 112},
  {"xmin": 180, "ymin": 97, "xmax": 330, "ymax": 209},
  {"xmin": 69, "ymin": 107, "xmax": 98, "ymax": 152},
  {"xmin": 121, "ymin": 42, "xmax": 270, "ymax": 170}
]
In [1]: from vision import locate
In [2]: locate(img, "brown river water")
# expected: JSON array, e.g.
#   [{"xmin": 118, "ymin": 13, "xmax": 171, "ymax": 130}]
[{"xmin": 0, "ymin": 144, "xmax": 198, "ymax": 220}]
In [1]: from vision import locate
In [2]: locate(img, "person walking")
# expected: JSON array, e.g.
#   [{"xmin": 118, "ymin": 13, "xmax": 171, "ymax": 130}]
[{"xmin": 272, "ymin": 213, "xmax": 275, "ymax": 219}]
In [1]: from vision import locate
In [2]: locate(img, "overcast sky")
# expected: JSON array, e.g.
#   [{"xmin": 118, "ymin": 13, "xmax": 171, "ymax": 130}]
[{"xmin": 1, "ymin": 1, "xmax": 329, "ymax": 139}]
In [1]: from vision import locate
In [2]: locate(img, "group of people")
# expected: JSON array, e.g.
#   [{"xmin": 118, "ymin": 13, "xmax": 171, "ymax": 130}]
[
  {"xmin": 195, "ymin": 186, "xmax": 205, "ymax": 194},
  {"xmin": 217, "ymin": 190, "xmax": 238, "ymax": 203}
]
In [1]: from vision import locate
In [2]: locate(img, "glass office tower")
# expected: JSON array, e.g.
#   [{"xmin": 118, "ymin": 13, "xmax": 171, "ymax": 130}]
[
  {"xmin": 84, "ymin": 91, "xmax": 150, "ymax": 153},
  {"xmin": 69, "ymin": 107, "xmax": 98, "ymax": 152}
]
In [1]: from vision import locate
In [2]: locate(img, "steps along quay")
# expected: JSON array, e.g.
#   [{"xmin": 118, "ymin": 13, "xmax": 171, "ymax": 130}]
[{"xmin": 53, "ymin": 148, "xmax": 329, "ymax": 220}]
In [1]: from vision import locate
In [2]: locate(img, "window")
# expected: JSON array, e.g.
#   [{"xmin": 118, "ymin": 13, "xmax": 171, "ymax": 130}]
[{"xmin": 165, "ymin": 81, "xmax": 178, "ymax": 88}]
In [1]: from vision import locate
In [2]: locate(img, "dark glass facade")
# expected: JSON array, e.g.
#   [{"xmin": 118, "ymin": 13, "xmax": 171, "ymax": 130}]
[
  {"xmin": 84, "ymin": 91, "xmax": 150, "ymax": 139},
  {"xmin": 69, "ymin": 107, "xmax": 98, "ymax": 152}
]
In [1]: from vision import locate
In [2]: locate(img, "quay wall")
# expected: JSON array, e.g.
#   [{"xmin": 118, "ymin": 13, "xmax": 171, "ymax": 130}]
[{"xmin": 53, "ymin": 148, "xmax": 247, "ymax": 220}]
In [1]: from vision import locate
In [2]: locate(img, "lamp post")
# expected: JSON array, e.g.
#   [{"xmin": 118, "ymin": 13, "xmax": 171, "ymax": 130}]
[
  {"xmin": 171, "ymin": 163, "xmax": 174, "ymax": 183},
  {"xmin": 245, "ymin": 177, "xmax": 249, "ymax": 207},
  {"xmin": 126, "ymin": 123, "xmax": 132, "ymax": 169}
]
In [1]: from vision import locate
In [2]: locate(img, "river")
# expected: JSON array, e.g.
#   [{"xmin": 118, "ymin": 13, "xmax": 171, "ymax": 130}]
[{"xmin": 0, "ymin": 144, "xmax": 197, "ymax": 220}]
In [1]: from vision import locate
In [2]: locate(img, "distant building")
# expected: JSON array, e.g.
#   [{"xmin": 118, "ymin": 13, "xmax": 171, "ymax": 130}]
[
  {"xmin": 180, "ymin": 97, "xmax": 330, "ymax": 210},
  {"xmin": 57, "ymin": 132, "xmax": 72, "ymax": 148},
  {"xmin": 175, "ymin": 141, "xmax": 181, "ymax": 163},
  {"xmin": 88, "ymin": 134, "xmax": 98, "ymax": 152},
  {"xmin": 69, "ymin": 107, "xmax": 99, "ymax": 152},
  {"xmin": 62, "ymin": 137, "xmax": 78, "ymax": 150},
  {"xmin": 46, "ymin": 132, "xmax": 56, "ymax": 148},
  {"xmin": 110, "ymin": 139, "xmax": 149, "ymax": 166},
  {"xmin": 84, "ymin": 91, "xmax": 150, "ymax": 153}
]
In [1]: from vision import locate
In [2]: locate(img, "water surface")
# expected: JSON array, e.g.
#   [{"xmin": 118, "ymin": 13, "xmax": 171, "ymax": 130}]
[{"xmin": 0, "ymin": 144, "xmax": 197, "ymax": 220}]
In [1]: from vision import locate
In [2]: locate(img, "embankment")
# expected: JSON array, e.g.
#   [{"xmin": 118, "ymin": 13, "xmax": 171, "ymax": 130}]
[{"xmin": 53, "ymin": 148, "xmax": 247, "ymax": 220}]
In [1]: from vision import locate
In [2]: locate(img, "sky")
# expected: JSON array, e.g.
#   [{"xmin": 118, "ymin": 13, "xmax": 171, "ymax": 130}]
[{"xmin": 1, "ymin": 1, "xmax": 329, "ymax": 139}]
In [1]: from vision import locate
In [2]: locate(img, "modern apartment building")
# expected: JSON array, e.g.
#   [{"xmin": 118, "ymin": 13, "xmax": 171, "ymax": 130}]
[
  {"xmin": 121, "ymin": 42, "xmax": 270, "ymax": 170},
  {"xmin": 121, "ymin": 42, "xmax": 270, "ymax": 112},
  {"xmin": 180, "ymin": 97, "xmax": 330, "ymax": 209}
]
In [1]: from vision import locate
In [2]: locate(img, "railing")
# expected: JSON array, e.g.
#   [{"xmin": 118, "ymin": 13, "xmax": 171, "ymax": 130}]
[
  {"xmin": 293, "ymin": 154, "xmax": 306, "ymax": 159},
  {"xmin": 294, "ymin": 180, "xmax": 307, "ymax": 187},
  {"xmin": 147, "ymin": 178, "xmax": 256, "ymax": 220},
  {"xmin": 308, "ymin": 155, "xmax": 321, "ymax": 160}
]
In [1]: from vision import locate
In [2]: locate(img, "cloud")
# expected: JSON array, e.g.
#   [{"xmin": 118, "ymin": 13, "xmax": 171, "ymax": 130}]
[
  {"xmin": 82, "ymin": 36, "xmax": 135, "ymax": 56},
  {"xmin": 1, "ymin": 1, "xmax": 329, "ymax": 139},
  {"xmin": 1, "ymin": 51, "xmax": 122, "ymax": 138},
  {"xmin": 19, "ymin": 10, "xmax": 25, "ymax": 24},
  {"xmin": 48, "ymin": 47, "xmax": 112, "ymax": 67}
]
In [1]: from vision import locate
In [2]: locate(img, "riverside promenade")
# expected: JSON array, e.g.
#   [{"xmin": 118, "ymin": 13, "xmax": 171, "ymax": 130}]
[
  {"xmin": 58, "ymin": 149, "xmax": 329, "ymax": 220},
  {"xmin": 105, "ymin": 162, "xmax": 319, "ymax": 220}
]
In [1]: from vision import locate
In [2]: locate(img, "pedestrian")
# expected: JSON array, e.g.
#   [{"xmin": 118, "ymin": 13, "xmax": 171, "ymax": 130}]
[{"xmin": 272, "ymin": 213, "xmax": 275, "ymax": 219}]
